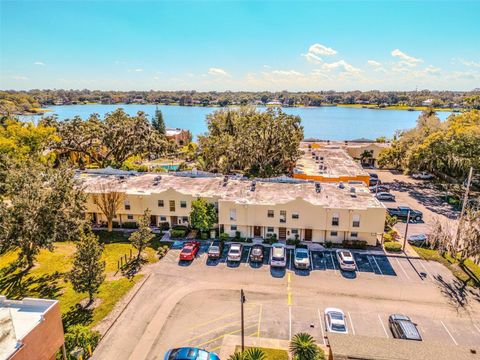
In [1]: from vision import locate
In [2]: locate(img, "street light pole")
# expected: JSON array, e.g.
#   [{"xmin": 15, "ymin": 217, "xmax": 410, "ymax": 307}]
[
  {"xmin": 241, "ymin": 289, "xmax": 246, "ymax": 352},
  {"xmin": 403, "ymin": 210, "xmax": 411, "ymax": 252}
]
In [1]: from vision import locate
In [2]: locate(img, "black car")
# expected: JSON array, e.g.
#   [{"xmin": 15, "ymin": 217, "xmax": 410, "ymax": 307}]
[
  {"xmin": 389, "ymin": 314, "xmax": 422, "ymax": 341},
  {"xmin": 207, "ymin": 240, "xmax": 223, "ymax": 259},
  {"xmin": 369, "ymin": 177, "xmax": 380, "ymax": 187},
  {"xmin": 249, "ymin": 244, "xmax": 264, "ymax": 263},
  {"xmin": 387, "ymin": 206, "xmax": 423, "ymax": 221}
]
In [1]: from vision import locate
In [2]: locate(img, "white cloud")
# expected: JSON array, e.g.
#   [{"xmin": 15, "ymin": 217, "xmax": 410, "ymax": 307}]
[
  {"xmin": 302, "ymin": 43, "xmax": 337, "ymax": 64},
  {"xmin": 132, "ymin": 68, "xmax": 143, "ymax": 72},
  {"xmin": 270, "ymin": 70, "xmax": 304, "ymax": 77},
  {"xmin": 11, "ymin": 75, "xmax": 28, "ymax": 80},
  {"xmin": 457, "ymin": 58, "xmax": 480, "ymax": 68},
  {"xmin": 391, "ymin": 49, "xmax": 423, "ymax": 65},
  {"xmin": 208, "ymin": 67, "xmax": 230, "ymax": 77},
  {"xmin": 34, "ymin": 61, "xmax": 45, "ymax": 66},
  {"xmin": 321, "ymin": 60, "xmax": 361, "ymax": 75},
  {"xmin": 367, "ymin": 60, "xmax": 381, "ymax": 67}
]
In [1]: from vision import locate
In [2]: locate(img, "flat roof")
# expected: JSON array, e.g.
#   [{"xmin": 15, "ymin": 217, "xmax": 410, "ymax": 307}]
[
  {"xmin": 80, "ymin": 172, "xmax": 384, "ymax": 210},
  {"xmin": 0, "ymin": 296, "xmax": 58, "ymax": 359},
  {"xmin": 295, "ymin": 146, "xmax": 369, "ymax": 178}
]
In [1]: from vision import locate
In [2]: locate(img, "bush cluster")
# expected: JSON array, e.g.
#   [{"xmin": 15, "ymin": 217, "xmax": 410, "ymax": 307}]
[
  {"xmin": 384, "ymin": 241, "xmax": 402, "ymax": 252},
  {"xmin": 171, "ymin": 229, "xmax": 186, "ymax": 238}
]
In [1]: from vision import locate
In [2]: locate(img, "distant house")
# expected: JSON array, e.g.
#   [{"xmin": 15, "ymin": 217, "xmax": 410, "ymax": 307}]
[
  {"xmin": 422, "ymin": 99, "xmax": 434, "ymax": 106},
  {"xmin": 266, "ymin": 100, "xmax": 282, "ymax": 107},
  {"xmin": 165, "ymin": 128, "xmax": 191, "ymax": 145}
]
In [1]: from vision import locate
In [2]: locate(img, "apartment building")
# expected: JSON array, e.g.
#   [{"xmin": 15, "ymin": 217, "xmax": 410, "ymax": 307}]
[
  {"xmin": 0, "ymin": 296, "xmax": 65, "ymax": 360},
  {"xmin": 81, "ymin": 170, "xmax": 386, "ymax": 246}
]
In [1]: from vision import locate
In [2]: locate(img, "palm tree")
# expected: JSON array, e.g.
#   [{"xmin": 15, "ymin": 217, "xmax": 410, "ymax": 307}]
[
  {"xmin": 228, "ymin": 353, "xmax": 243, "ymax": 360},
  {"xmin": 290, "ymin": 332, "xmax": 319, "ymax": 360},
  {"xmin": 228, "ymin": 348, "xmax": 266, "ymax": 360}
]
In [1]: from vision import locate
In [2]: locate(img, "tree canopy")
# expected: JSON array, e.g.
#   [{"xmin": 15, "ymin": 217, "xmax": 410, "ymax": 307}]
[
  {"xmin": 189, "ymin": 198, "xmax": 217, "ymax": 233},
  {"xmin": 198, "ymin": 107, "xmax": 303, "ymax": 177}
]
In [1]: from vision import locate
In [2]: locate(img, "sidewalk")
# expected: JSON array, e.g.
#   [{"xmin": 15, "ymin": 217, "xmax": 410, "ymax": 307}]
[{"xmin": 218, "ymin": 335, "xmax": 291, "ymax": 359}]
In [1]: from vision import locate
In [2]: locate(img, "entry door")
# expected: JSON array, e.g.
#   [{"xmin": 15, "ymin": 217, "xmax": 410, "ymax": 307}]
[
  {"xmin": 304, "ymin": 229, "xmax": 312, "ymax": 241},
  {"xmin": 171, "ymin": 216, "xmax": 178, "ymax": 226},
  {"xmin": 254, "ymin": 226, "xmax": 261, "ymax": 237},
  {"xmin": 279, "ymin": 227, "xmax": 287, "ymax": 240},
  {"xmin": 150, "ymin": 215, "xmax": 157, "ymax": 226}
]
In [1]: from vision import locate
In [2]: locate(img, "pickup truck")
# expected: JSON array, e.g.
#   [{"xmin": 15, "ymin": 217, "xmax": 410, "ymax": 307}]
[{"xmin": 387, "ymin": 206, "xmax": 423, "ymax": 221}]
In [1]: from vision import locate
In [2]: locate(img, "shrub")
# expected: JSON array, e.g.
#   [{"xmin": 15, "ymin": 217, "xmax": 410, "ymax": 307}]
[
  {"xmin": 172, "ymin": 225, "xmax": 189, "ymax": 232},
  {"xmin": 122, "ymin": 221, "xmax": 138, "ymax": 229},
  {"xmin": 171, "ymin": 229, "xmax": 186, "ymax": 238},
  {"xmin": 201, "ymin": 232, "xmax": 209, "ymax": 240},
  {"xmin": 324, "ymin": 241, "xmax": 333, "ymax": 248},
  {"xmin": 63, "ymin": 325, "xmax": 100, "ymax": 360},
  {"xmin": 385, "ymin": 241, "xmax": 402, "ymax": 252},
  {"xmin": 220, "ymin": 232, "xmax": 229, "ymax": 241},
  {"xmin": 159, "ymin": 222, "xmax": 170, "ymax": 231},
  {"xmin": 286, "ymin": 238, "xmax": 301, "ymax": 246},
  {"xmin": 112, "ymin": 221, "xmax": 121, "ymax": 228},
  {"xmin": 158, "ymin": 245, "xmax": 169, "ymax": 259},
  {"xmin": 342, "ymin": 240, "xmax": 367, "ymax": 249}
]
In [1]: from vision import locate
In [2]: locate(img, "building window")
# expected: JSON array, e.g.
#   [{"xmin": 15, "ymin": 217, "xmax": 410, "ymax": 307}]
[
  {"xmin": 291, "ymin": 228, "xmax": 299, "ymax": 235},
  {"xmin": 127, "ymin": 214, "xmax": 134, "ymax": 220},
  {"xmin": 351, "ymin": 232, "xmax": 358, "ymax": 238},
  {"xmin": 231, "ymin": 225, "xmax": 237, "ymax": 231},
  {"xmin": 352, "ymin": 215, "xmax": 360, "ymax": 228},
  {"xmin": 267, "ymin": 210, "xmax": 274, "ymax": 218},
  {"xmin": 124, "ymin": 200, "xmax": 130, "ymax": 210},
  {"xmin": 158, "ymin": 200, "xmax": 164, "ymax": 207},
  {"xmin": 332, "ymin": 213, "xmax": 339, "ymax": 226},
  {"xmin": 280, "ymin": 210, "xmax": 286, "ymax": 223},
  {"xmin": 267, "ymin": 227, "xmax": 274, "ymax": 233},
  {"xmin": 230, "ymin": 208, "xmax": 237, "ymax": 221},
  {"xmin": 160, "ymin": 216, "xmax": 167, "ymax": 221},
  {"xmin": 182, "ymin": 216, "xmax": 189, "ymax": 223},
  {"xmin": 330, "ymin": 231, "xmax": 338, "ymax": 237},
  {"xmin": 292, "ymin": 213, "xmax": 299, "ymax": 219},
  {"xmin": 169, "ymin": 200, "xmax": 175, "ymax": 212},
  {"xmin": 180, "ymin": 201, "xmax": 187, "ymax": 208}
]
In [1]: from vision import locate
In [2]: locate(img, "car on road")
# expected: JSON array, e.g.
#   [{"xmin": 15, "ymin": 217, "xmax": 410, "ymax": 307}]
[
  {"xmin": 387, "ymin": 206, "xmax": 423, "ymax": 221},
  {"xmin": 407, "ymin": 233, "xmax": 428, "ymax": 246},
  {"xmin": 336, "ymin": 249, "xmax": 356, "ymax": 271},
  {"xmin": 207, "ymin": 240, "xmax": 223, "ymax": 260},
  {"xmin": 369, "ymin": 185, "xmax": 390, "ymax": 193},
  {"xmin": 324, "ymin": 308, "xmax": 348, "ymax": 334},
  {"xmin": 164, "ymin": 347, "xmax": 220, "ymax": 360},
  {"xmin": 376, "ymin": 192, "xmax": 396, "ymax": 201},
  {"xmin": 179, "ymin": 241, "xmax": 200, "ymax": 261},
  {"xmin": 249, "ymin": 244, "xmax": 264, "ymax": 263},
  {"xmin": 270, "ymin": 243, "xmax": 287, "ymax": 268},
  {"xmin": 388, "ymin": 314, "xmax": 422, "ymax": 341},
  {"xmin": 227, "ymin": 243, "xmax": 243, "ymax": 262},
  {"xmin": 412, "ymin": 172, "xmax": 434, "ymax": 180},
  {"xmin": 294, "ymin": 247, "xmax": 310, "ymax": 269}
]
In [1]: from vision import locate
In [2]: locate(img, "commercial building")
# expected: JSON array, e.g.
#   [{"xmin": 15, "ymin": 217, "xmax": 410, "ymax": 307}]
[
  {"xmin": 0, "ymin": 296, "xmax": 65, "ymax": 360},
  {"xmin": 81, "ymin": 169, "xmax": 386, "ymax": 246}
]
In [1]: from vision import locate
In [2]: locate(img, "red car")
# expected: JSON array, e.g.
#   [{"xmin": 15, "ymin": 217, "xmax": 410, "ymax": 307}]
[{"xmin": 179, "ymin": 241, "xmax": 200, "ymax": 261}]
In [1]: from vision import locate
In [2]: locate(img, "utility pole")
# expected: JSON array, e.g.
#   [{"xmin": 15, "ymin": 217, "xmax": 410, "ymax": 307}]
[
  {"xmin": 454, "ymin": 167, "xmax": 474, "ymax": 248},
  {"xmin": 241, "ymin": 289, "xmax": 246, "ymax": 352},
  {"xmin": 403, "ymin": 210, "xmax": 411, "ymax": 251}
]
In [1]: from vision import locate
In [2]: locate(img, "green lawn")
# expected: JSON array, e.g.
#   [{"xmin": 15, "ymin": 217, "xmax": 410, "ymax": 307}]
[
  {"xmin": 234, "ymin": 346, "xmax": 289, "ymax": 360},
  {"xmin": 0, "ymin": 233, "xmax": 161, "ymax": 330},
  {"xmin": 412, "ymin": 246, "xmax": 480, "ymax": 287}
]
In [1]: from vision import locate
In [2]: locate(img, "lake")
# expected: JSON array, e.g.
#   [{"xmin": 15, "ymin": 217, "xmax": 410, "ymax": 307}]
[{"xmin": 24, "ymin": 104, "xmax": 451, "ymax": 140}]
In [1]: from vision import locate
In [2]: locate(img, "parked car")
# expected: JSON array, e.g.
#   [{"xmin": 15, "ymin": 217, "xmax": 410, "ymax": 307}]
[
  {"xmin": 388, "ymin": 314, "xmax": 422, "ymax": 341},
  {"xmin": 324, "ymin": 308, "xmax": 348, "ymax": 334},
  {"xmin": 407, "ymin": 233, "xmax": 428, "ymax": 246},
  {"xmin": 387, "ymin": 206, "xmax": 423, "ymax": 221},
  {"xmin": 369, "ymin": 177, "xmax": 380, "ymax": 186},
  {"xmin": 369, "ymin": 185, "xmax": 390, "ymax": 193},
  {"xmin": 336, "ymin": 249, "xmax": 356, "ymax": 271},
  {"xmin": 249, "ymin": 244, "xmax": 264, "ymax": 263},
  {"xmin": 164, "ymin": 347, "xmax": 220, "ymax": 360},
  {"xmin": 207, "ymin": 240, "xmax": 223, "ymax": 259},
  {"xmin": 179, "ymin": 241, "xmax": 200, "ymax": 261},
  {"xmin": 412, "ymin": 172, "xmax": 434, "ymax": 180},
  {"xmin": 369, "ymin": 173, "xmax": 379, "ymax": 179},
  {"xmin": 270, "ymin": 243, "xmax": 287, "ymax": 268},
  {"xmin": 294, "ymin": 247, "xmax": 310, "ymax": 269},
  {"xmin": 376, "ymin": 192, "xmax": 396, "ymax": 201},
  {"xmin": 227, "ymin": 243, "xmax": 243, "ymax": 262}
]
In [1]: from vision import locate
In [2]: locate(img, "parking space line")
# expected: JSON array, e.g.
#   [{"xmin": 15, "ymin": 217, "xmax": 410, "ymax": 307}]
[
  {"xmin": 289, "ymin": 249, "xmax": 293, "ymax": 270},
  {"xmin": 257, "ymin": 304, "xmax": 263, "ymax": 338},
  {"xmin": 317, "ymin": 308, "xmax": 326, "ymax": 345},
  {"xmin": 187, "ymin": 307, "xmax": 255, "ymax": 330},
  {"xmin": 330, "ymin": 252, "xmax": 338, "ymax": 273},
  {"xmin": 474, "ymin": 323, "xmax": 480, "ymax": 335},
  {"xmin": 347, "ymin": 312, "xmax": 355, "ymax": 335},
  {"xmin": 396, "ymin": 258, "xmax": 410, "ymax": 280},
  {"xmin": 183, "ymin": 315, "xmax": 258, "ymax": 343},
  {"xmin": 441, "ymin": 321, "xmax": 458, "ymax": 345},
  {"xmin": 309, "ymin": 251, "xmax": 313, "ymax": 271},
  {"xmin": 194, "ymin": 324, "xmax": 257, "ymax": 347},
  {"xmin": 371, "ymin": 255, "xmax": 383, "ymax": 275},
  {"xmin": 245, "ymin": 247, "xmax": 252, "ymax": 267},
  {"xmin": 378, "ymin": 314, "xmax": 389, "ymax": 338}
]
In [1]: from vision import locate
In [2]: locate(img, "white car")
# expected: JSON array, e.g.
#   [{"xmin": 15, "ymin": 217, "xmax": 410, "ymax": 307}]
[
  {"xmin": 376, "ymin": 192, "xmax": 396, "ymax": 201},
  {"xmin": 324, "ymin": 308, "xmax": 348, "ymax": 334},
  {"xmin": 227, "ymin": 243, "xmax": 242, "ymax": 262},
  {"xmin": 270, "ymin": 243, "xmax": 287, "ymax": 268},
  {"xmin": 412, "ymin": 172, "xmax": 434, "ymax": 180},
  {"xmin": 336, "ymin": 249, "xmax": 356, "ymax": 271},
  {"xmin": 294, "ymin": 247, "xmax": 310, "ymax": 269}
]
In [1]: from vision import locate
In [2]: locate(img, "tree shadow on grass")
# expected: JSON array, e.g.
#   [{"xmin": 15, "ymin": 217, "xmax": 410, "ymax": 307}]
[
  {"xmin": 434, "ymin": 274, "xmax": 480, "ymax": 311},
  {"xmin": 62, "ymin": 303, "xmax": 94, "ymax": 331},
  {"xmin": 120, "ymin": 257, "xmax": 148, "ymax": 279}
]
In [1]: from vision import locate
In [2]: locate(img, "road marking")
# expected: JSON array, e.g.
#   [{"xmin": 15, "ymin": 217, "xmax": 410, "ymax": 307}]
[
  {"xmin": 194, "ymin": 324, "xmax": 257, "ymax": 347},
  {"xmin": 371, "ymin": 255, "xmax": 383, "ymax": 275},
  {"xmin": 396, "ymin": 258, "xmax": 410, "ymax": 280},
  {"xmin": 245, "ymin": 247, "xmax": 252, "ymax": 267},
  {"xmin": 441, "ymin": 321, "xmax": 458, "ymax": 345},
  {"xmin": 289, "ymin": 249, "xmax": 293, "ymax": 269},
  {"xmin": 330, "ymin": 252, "xmax": 338, "ymax": 273},
  {"xmin": 317, "ymin": 308, "xmax": 326, "ymax": 345},
  {"xmin": 378, "ymin": 314, "xmax": 389, "ymax": 338},
  {"xmin": 187, "ymin": 307, "xmax": 255, "ymax": 330},
  {"xmin": 474, "ymin": 323, "xmax": 480, "ymax": 335},
  {"xmin": 309, "ymin": 251, "xmax": 313, "ymax": 271},
  {"xmin": 183, "ymin": 315, "xmax": 258, "ymax": 343},
  {"xmin": 257, "ymin": 304, "xmax": 263, "ymax": 338},
  {"xmin": 417, "ymin": 259, "xmax": 431, "ymax": 280},
  {"xmin": 347, "ymin": 312, "xmax": 356, "ymax": 335},
  {"xmin": 289, "ymin": 306, "xmax": 292, "ymax": 340}
]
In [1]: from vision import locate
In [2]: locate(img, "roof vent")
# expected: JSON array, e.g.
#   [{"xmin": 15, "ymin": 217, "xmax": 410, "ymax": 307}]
[
  {"xmin": 315, "ymin": 182, "xmax": 321, "ymax": 193},
  {"xmin": 250, "ymin": 180, "xmax": 257, "ymax": 192},
  {"xmin": 154, "ymin": 176, "xmax": 162, "ymax": 181},
  {"xmin": 223, "ymin": 175, "xmax": 229, "ymax": 187},
  {"xmin": 338, "ymin": 182, "xmax": 345, "ymax": 189}
]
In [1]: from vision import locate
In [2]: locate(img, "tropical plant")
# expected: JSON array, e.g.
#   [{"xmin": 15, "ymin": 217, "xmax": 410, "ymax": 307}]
[
  {"xmin": 289, "ymin": 332, "xmax": 319, "ymax": 360},
  {"xmin": 228, "ymin": 348, "xmax": 266, "ymax": 360},
  {"xmin": 62, "ymin": 325, "xmax": 100, "ymax": 360}
]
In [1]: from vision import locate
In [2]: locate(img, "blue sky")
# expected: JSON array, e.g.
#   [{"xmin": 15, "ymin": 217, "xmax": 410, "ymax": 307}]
[{"xmin": 1, "ymin": 0, "xmax": 479, "ymax": 91}]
